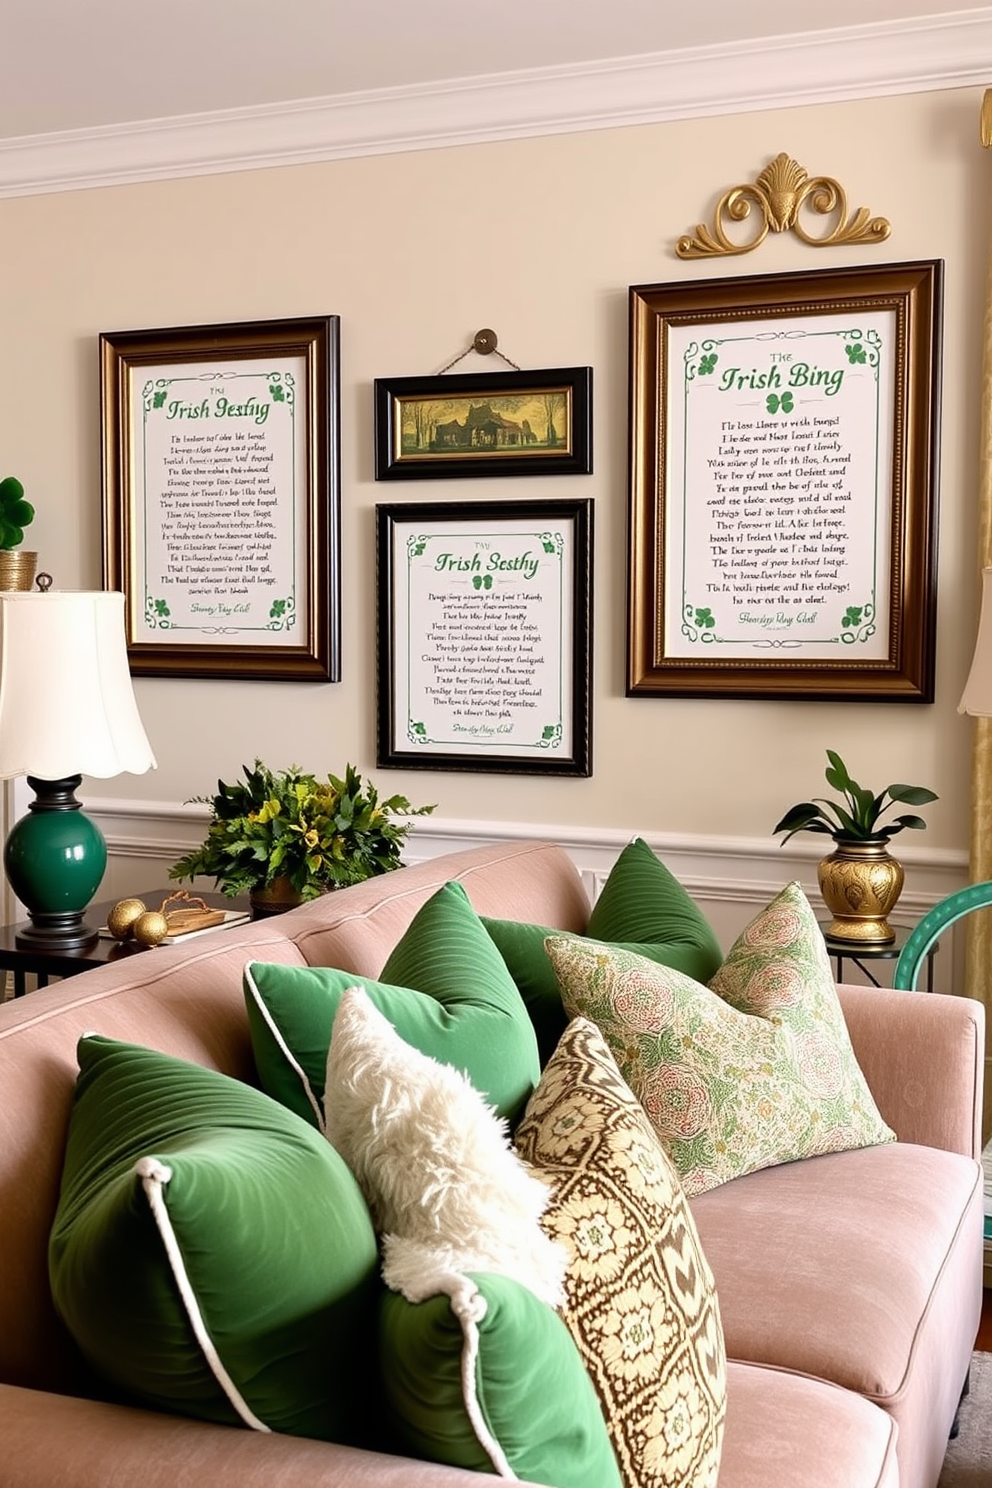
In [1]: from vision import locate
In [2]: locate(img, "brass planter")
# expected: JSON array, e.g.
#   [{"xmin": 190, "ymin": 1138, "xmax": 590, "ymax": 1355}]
[
  {"xmin": 817, "ymin": 839, "xmax": 904, "ymax": 945},
  {"xmin": 0, "ymin": 550, "xmax": 38, "ymax": 591},
  {"xmin": 249, "ymin": 875, "xmax": 305, "ymax": 919}
]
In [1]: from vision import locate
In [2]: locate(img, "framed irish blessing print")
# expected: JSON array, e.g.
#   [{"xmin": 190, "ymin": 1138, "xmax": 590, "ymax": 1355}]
[
  {"xmin": 101, "ymin": 315, "xmax": 340, "ymax": 680},
  {"xmin": 377, "ymin": 499, "xmax": 592, "ymax": 775},
  {"xmin": 627, "ymin": 261, "xmax": 942, "ymax": 701}
]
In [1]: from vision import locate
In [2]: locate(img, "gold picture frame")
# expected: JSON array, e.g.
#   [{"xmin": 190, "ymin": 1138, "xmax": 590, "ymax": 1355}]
[
  {"xmin": 627, "ymin": 261, "xmax": 942, "ymax": 701},
  {"xmin": 374, "ymin": 367, "xmax": 592, "ymax": 480},
  {"xmin": 101, "ymin": 314, "xmax": 340, "ymax": 680}
]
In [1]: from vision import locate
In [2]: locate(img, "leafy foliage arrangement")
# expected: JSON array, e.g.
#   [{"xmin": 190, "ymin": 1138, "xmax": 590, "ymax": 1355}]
[
  {"xmin": 0, "ymin": 476, "xmax": 34, "ymax": 551},
  {"xmin": 773, "ymin": 749, "xmax": 937, "ymax": 844},
  {"xmin": 169, "ymin": 760, "xmax": 435, "ymax": 899}
]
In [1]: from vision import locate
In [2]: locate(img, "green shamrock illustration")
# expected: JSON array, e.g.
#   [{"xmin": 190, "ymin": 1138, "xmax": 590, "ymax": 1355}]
[
  {"xmin": 152, "ymin": 598, "xmax": 170, "ymax": 618},
  {"xmin": 269, "ymin": 383, "xmax": 285, "ymax": 402},
  {"xmin": 841, "ymin": 606, "xmax": 865, "ymax": 628},
  {"xmin": 472, "ymin": 575, "xmax": 482, "ymax": 589},
  {"xmin": 0, "ymin": 476, "xmax": 34, "ymax": 549},
  {"xmin": 846, "ymin": 343, "xmax": 867, "ymax": 364},
  {"xmin": 698, "ymin": 352, "xmax": 718, "ymax": 375},
  {"xmin": 694, "ymin": 607, "xmax": 716, "ymax": 629},
  {"xmin": 152, "ymin": 389, "xmax": 168, "ymax": 408},
  {"xmin": 766, "ymin": 392, "xmax": 795, "ymax": 415},
  {"xmin": 269, "ymin": 599, "xmax": 287, "ymax": 619}
]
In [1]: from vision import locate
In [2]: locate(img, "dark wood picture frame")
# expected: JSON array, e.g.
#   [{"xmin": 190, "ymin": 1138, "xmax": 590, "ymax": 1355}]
[
  {"xmin": 377, "ymin": 498, "xmax": 593, "ymax": 775},
  {"xmin": 627, "ymin": 260, "xmax": 942, "ymax": 701},
  {"xmin": 374, "ymin": 366, "xmax": 592, "ymax": 480},
  {"xmin": 101, "ymin": 314, "xmax": 340, "ymax": 681}
]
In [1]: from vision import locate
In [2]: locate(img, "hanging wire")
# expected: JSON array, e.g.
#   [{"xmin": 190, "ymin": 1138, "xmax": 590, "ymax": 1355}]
[{"xmin": 437, "ymin": 329, "xmax": 521, "ymax": 375}]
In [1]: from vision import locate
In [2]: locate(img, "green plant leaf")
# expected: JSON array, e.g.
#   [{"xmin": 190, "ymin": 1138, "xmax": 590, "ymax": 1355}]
[{"xmin": 888, "ymin": 784, "xmax": 939, "ymax": 806}]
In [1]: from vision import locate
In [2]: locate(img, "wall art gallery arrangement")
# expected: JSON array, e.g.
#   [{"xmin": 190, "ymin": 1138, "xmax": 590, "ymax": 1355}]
[{"xmin": 96, "ymin": 252, "xmax": 944, "ymax": 782}]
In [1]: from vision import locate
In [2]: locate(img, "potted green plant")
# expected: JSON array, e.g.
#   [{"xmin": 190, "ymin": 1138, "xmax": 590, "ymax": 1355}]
[
  {"xmin": 0, "ymin": 476, "xmax": 37, "ymax": 590},
  {"xmin": 773, "ymin": 749, "xmax": 938, "ymax": 945},
  {"xmin": 169, "ymin": 760, "xmax": 435, "ymax": 916}
]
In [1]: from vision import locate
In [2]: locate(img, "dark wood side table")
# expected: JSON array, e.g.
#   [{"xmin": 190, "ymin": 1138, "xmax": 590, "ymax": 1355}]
[
  {"xmin": 817, "ymin": 920, "xmax": 939, "ymax": 993},
  {"xmin": 0, "ymin": 890, "xmax": 246, "ymax": 998}
]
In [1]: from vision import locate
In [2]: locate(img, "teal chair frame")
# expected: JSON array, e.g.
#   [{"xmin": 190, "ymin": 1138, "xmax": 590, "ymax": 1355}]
[{"xmin": 893, "ymin": 882, "xmax": 992, "ymax": 991}]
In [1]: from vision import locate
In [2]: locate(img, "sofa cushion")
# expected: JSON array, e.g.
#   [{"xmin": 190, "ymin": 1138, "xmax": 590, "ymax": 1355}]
[
  {"xmin": 48, "ymin": 1035, "xmax": 380, "ymax": 1440},
  {"xmin": 689, "ymin": 1141, "xmax": 983, "ymax": 1397},
  {"xmin": 483, "ymin": 837, "xmax": 723, "ymax": 1064},
  {"xmin": 549, "ymin": 881, "xmax": 894, "ymax": 1196},
  {"xmin": 324, "ymin": 986, "xmax": 565, "ymax": 1307},
  {"xmin": 514, "ymin": 1017, "xmax": 726, "ymax": 1488},
  {"xmin": 245, "ymin": 880, "xmax": 541, "ymax": 1129},
  {"xmin": 379, "ymin": 1273, "xmax": 623, "ymax": 1487},
  {"xmin": 719, "ymin": 1361, "xmax": 899, "ymax": 1488}
]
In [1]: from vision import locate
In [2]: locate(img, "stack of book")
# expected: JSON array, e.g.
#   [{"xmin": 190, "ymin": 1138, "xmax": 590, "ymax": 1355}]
[{"xmin": 984, "ymin": 1138, "xmax": 992, "ymax": 1288}]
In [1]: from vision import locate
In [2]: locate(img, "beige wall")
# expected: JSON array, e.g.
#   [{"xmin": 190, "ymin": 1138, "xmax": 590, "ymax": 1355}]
[{"xmin": 0, "ymin": 85, "xmax": 986, "ymax": 859}]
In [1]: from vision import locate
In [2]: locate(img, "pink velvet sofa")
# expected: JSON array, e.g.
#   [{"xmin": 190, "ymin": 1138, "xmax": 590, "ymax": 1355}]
[{"xmin": 0, "ymin": 839, "xmax": 983, "ymax": 1488}]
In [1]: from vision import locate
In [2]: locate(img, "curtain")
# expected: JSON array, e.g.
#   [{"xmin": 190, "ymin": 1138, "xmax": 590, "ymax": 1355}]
[{"xmin": 965, "ymin": 90, "xmax": 992, "ymax": 1143}]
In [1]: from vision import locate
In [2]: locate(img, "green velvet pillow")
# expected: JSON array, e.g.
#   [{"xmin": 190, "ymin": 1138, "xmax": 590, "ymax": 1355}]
[
  {"xmin": 245, "ymin": 880, "xmax": 541, "ymax": 1130},
  {"xmin": 49, "ymin": 1035, "xmax": 380, "ymax": 1440},
  {"xmin": 482, "ymin": 837, "xmax": 723, "ymax": 1064},
  {"xmin": 379, "ymin": 1273, "xmax": 622, "ymax": 1488}
]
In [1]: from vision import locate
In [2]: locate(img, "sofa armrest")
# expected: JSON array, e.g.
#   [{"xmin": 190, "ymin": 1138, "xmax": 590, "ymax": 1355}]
[
  {"xmin": 836, "ymin": 984, "xmax": 985, "ymax": 1159},
  {"xmin": 0, "ymin": 1384, "xmax": 525, "ymax": 1488}
]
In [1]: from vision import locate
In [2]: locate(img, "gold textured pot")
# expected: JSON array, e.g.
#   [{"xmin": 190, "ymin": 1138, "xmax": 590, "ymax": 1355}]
[
  {"xmin": 817, "ymin": 839, "xmax": 905, "ymax": 945},
  {"xmin": 249, "ymin": 875, "xmax": 305, "ymax": 919},
  {"xmin": 0, "ymin": 550, "xmax": 37, "ymax": 591}
]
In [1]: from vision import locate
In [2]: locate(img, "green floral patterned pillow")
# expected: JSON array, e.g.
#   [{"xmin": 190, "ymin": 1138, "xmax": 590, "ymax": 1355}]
[{"xmin": 548, "ymin": 881, "xmax": 895, "ymax": 1197}]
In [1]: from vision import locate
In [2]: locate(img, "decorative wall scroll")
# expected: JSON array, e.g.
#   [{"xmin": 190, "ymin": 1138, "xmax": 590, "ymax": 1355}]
[
  {"xmin": 676, "ymin": 153, "xmax": 891, "ymax": 260},
  {"xmin": 101, "ymin": 315, "xmax": 340, "ymax": 680},
  {"xmin": 377, "ymin": 499, "xmax": 592, "ymax": 775},
  {"xmin": 627, "ymin": 261, "xmax": 942, "ymax": 702},
  {"xmin": 374, "ymin": 367, "xmax": 592, "ymax": 480}
]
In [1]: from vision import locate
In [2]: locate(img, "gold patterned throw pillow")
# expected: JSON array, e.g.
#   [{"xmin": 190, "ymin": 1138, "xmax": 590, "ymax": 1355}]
[
  {"xmin": 548, "ymin": 881, "xmax": 895, "ymax": 1198},
  {"xmin": 514, "ymin": 1017, "xmax": 726, "ymax": 1488}
]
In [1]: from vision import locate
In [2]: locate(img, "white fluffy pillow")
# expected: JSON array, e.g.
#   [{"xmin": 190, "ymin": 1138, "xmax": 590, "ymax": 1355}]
[{"xmin": 324, "ymin": 987, "xmax": 566, "ymax": 1308}]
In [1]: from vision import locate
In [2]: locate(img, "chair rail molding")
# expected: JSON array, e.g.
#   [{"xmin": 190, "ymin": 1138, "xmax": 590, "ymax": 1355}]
[{"xmin": 86, "ymin": 794, "xmax": 968, "ymax": 965}]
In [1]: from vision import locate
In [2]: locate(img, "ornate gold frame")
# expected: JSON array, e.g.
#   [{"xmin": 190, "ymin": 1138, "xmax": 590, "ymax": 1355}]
[{"xmin": 627, "ymin": 261, "xmax": 942, "ymax": 701}]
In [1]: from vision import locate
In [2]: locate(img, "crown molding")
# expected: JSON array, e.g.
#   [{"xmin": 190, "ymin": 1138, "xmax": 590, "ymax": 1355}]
[{"xmin": 1, "ymin": 13, "xmax": 990, "ymax": 199}]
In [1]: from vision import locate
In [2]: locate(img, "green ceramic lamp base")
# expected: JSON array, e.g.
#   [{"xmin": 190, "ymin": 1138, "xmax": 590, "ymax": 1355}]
[{"xmin": 3, "ymin": 775, "xmax": 108, "ymax": 951}]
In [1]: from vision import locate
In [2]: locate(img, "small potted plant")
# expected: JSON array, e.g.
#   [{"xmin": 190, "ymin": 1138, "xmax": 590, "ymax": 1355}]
[
  {"xmin": 773, "ymin": 749, "xmax": 937, "ymax": 945},
  {"xmin": 0, "ymin": 476, "xmax": 37, "ymax": 590},
  {"xmin": 169, "ymin": 760, "xmax": 435, "ymax": 916}
]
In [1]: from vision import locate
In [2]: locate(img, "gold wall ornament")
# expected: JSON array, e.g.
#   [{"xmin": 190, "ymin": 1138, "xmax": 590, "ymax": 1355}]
[{"xmin": 675, "ymin": 153, "xmax": 891, "ymax": 260}]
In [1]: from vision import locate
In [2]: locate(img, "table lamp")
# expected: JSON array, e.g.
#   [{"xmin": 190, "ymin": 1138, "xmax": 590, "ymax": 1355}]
[{"xmin": 0, "ymin": 588, "xmax": 156, "ymax": 951}]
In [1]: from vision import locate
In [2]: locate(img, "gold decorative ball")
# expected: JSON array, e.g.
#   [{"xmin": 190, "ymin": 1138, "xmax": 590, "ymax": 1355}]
[
  {"xmin": 132, "ymin": 910, "xmax": 169, "ymax": 947},
  {"xmin": 107, "ymin": 898, "xmax": 147, "ymax": 941}
]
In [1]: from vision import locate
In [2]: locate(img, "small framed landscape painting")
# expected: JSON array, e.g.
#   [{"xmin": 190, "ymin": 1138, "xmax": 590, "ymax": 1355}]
[{"xmin": 374, "ymin": 366, "xmax": 593, "ymax": 480}]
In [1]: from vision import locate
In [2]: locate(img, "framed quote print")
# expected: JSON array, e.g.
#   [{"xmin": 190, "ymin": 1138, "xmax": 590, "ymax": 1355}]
[
  {"xmin": 626, "ymin": 260, "xmax": 942, "ymax": 701},
  {"xmin": 377, "ymin": 499, "xmax": 592, "ymax": 775},
  {"xmin": 101, "ymin": 314, "xmax": 340, "ymax": 680}
]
